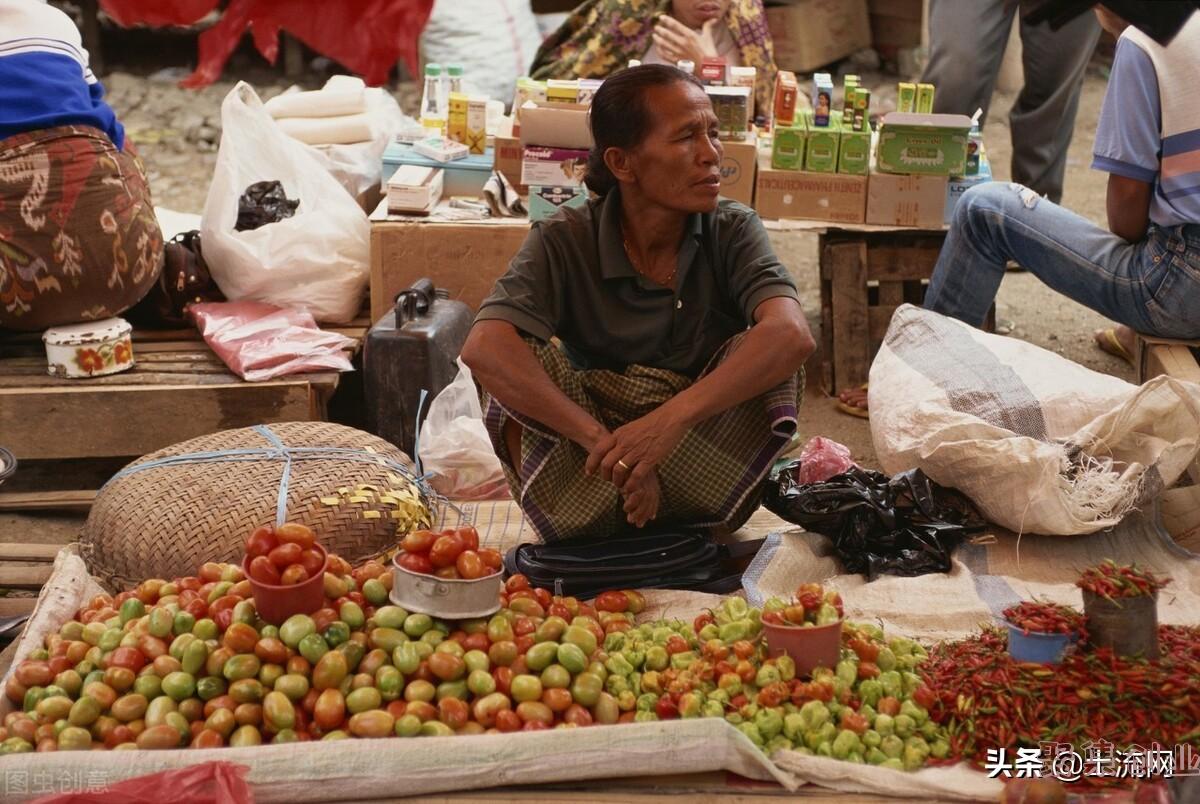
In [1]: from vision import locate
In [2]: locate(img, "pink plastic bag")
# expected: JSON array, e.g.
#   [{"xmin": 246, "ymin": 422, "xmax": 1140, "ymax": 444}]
[
  {"xmin": 796, "ymin": 436, "xmax": 857, "ymax": 484},
  {"xmin": 191, "ymin": 301, "xmax": 355, "ymax": 382},
  {"xmin": 32, "ymin": 761, "xmax": 252, "ymax": 804}
]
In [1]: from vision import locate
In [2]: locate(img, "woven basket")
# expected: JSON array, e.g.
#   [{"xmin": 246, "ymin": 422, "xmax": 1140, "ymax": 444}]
[{"xmin": 82, "ymin": 422, "xmax": 437, "ymax": 590}]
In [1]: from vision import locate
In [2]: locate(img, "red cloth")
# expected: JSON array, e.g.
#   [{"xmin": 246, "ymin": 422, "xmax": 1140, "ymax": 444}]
[{"xmin": 98, "ymin": 0, "xmax": 433, "ymax": 88}]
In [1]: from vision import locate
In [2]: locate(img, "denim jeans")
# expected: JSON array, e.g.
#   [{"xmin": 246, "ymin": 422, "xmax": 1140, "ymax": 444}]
[{"xmin": 925, "ymin": 182, "xmax": 1200, "ymax": 340}]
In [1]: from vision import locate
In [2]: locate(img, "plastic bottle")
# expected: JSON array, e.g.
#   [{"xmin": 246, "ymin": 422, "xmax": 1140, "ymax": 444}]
[
  {"xmin": 420, "ymin": 63, "xmax": 446, "ymax": 134},
  {"xmin": 447, "ymin": 64, "xmax": 464, "ymax": 96}
]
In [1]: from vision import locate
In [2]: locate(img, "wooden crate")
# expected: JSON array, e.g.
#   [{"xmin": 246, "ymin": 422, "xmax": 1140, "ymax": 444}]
[{"xmin": 0, "ymin": 316, "xmax": 368, "ymax": 510}]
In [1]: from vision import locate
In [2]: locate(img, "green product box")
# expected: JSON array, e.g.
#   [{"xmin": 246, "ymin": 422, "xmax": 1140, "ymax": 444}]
[
  {"xmin": 838, "ymin": 121, "xmax": 870, "ymax": 175},
  {"xmin": 771, "ymin": 125, "xmax": 806, "ymax": 171},
  {"xmin": 803, "ymin": 111, "xmax": 839, "ymax": 173},
  {"xmin": 875, "ymin": 112, "xmax": 972, "ymax": 176}
]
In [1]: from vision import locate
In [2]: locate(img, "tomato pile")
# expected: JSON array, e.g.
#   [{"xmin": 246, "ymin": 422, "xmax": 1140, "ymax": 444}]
[
  {"xmin": 761, "ymin": 583, "xmax": 843, "ymax": 628},
  {"xmin": 394, "ymin": 526, "xmax": 502, "ymax": 580},
  {"xmin": 244, "ymin": 523, "xmax": 325, "ymax": 586}
]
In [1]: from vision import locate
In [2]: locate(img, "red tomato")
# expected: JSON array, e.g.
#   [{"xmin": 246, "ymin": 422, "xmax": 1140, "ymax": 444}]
[
  {"xmin": 268, "ymin": 542, "xmax": 303, "ymax": 569},
  {"xmin": 107, "ymin": 647, "xmax": 146, "ymax": 673},
  {"xmin": 912, "ymin": 686, "xmax": 937, "ymax": 710},
  {"xmin": 428, "ymin": 534, "xmax": 465, "ymax": 569},
  {"xmin": 434, "ymin": 566, "xmax": 461, "ymax": 580},
  {"xmin": 298, "ymin": 549, "xmax": 325, "ymax": 578},
  {"xmin": 395, "ymin": 552, "xmax": 431, "ymax": 577},
  {"xmin": 281, "ymin": 564, "xmax": 310, "ymax": 585},
  {"xmin": 492, "ymin": 666, "xmax": 514, "ymax": 696},
  {"xmin": 462, "ymin": 632, "xmax": 490, "ymax": 653},
  {"xmin": 400, "ymin": 529, "xmax": 437, "ymax": 554},
  {"xmin": 248, "ymin": 556, "xmax": 282, "ymax": 586},
  {"xmin": 275, "ymin": 522, "xmax": 316, "ymax": 550},
  {"xmin": 505, "ymin": 575, "xmax": 530, "ymax": 593},
  {"xmin": 326, "ymin": 554, "xmax": 353, "ymax": 576},
  {"xmin": 198, "ymin": 563, "xmax": 224, "ymax": 583},
  {"xmin": 477, "ymin": 548, "xmax": 503, "ymax": 570},
  {"xmin": 495, "ymin": 709, "xmax": 521, "ymax": 732},
  {"xmin": 244, "ymin": 526, "xmax": 278, "ymax": 559},
  {"xmin": 532, "ymin": 587, "xmax": 551, "ymax": 607},
  {"xmin": 594, "ymin": 591, "xmax": 630, "ymax": 613},
  {"xmin": 455, "ymin": 526, "xmax": 480, "ymax": 552},
  {"xmin": 454, "ymin": 551, "xmax": 485, "ymax": 580}
]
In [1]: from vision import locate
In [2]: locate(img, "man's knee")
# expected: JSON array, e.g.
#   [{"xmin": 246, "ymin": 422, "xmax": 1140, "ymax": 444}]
[{"xmin": 957, "ymin": 182, "xmax": 1037, "ymax": 227}]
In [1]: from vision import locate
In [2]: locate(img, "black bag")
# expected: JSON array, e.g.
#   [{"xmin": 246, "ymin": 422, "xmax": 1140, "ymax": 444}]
[{"xmin": 503, "ymin": 531, "xmax": 765, "ymax": 599}]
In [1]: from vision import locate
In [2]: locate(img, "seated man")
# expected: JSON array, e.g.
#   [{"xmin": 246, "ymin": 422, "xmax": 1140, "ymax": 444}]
[
  {"xmin": 462, "ymin": 65, "xmax": 813, "ymax": 543},
  {"xmin": 0, "ymin": 0, "xmax": 163, "ymax": 331},
  {"xmin": 840, "ymin": 6, "xmax": 1200, "ymax": 416}
]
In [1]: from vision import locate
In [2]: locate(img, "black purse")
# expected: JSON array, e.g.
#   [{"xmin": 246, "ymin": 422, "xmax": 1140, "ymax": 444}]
[{"xmin": 503, "ymin": 531, "xmax": 765, "ymax": 599}]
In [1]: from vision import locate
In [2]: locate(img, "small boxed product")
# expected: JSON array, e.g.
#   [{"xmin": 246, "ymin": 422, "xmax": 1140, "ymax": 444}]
[
  {"xmin": 700, "ymin": 57, "xmax": 727, "ymax": 85},
  {"xmin": 529, "ymin": 185, "xmax": 589, "ymax": 222},
  {"xmin": 771, "ymin": 124, "xmax": 806, "ymax": 171},
  {"xmin": 804, "ymin": 110, "xmax": 839, "ymax": 173},
  {"xmin": 518, "ymin": 100, "xmax": 594, "ymax": 149},
  {"xmin": 838, "ymin": 121, "xmax": 870, "ymax": 175},
  {"xmin": 511, "ymin": 77, "xmax": 546, "ymax": 134},
  {"xmin": 387, "ymin": 165, "xmax": 443, "ymax": 214},
  {"xmin": 521, "ymin": 145, "xmax": 589, "ymax": 186},
  {"xmin": 412, "ymin": 135, "xmax": 469, "ymax": 163},
  {"xmin": 447, "ymin": 92, "xmax": 469, "ymax": 146},
  {"xmin": 706, "ymin": 86, "xmax": 751, "ymax": 140},
  {"xmin": 576, "ymin": 78, "xmax": 603, "ymax": 105},
  {"xmin": 729, "ymin": 66, "xmax": 757, "ymax": 116},
  {"xmin": 897, "ymin": 82, "xmax": 917, "ymax": 114},
  {"xmin": 876, "ymin": 112, "xmax": 972, "ymax": 175},
  {"xmin": 842, "ymin": 75, "xmax": 859, "ymax": 122},
  {"xmin": 812, "ymin": 72, "xmax": 834, "ymax": 128},
  {"xmin": 546, "ymin": 79, "xmax": 580, "ymax": 104},
  {"xmin": 773, "ymin": 71, "xmax": 798, "ymax": 127},
  {"xmin": 917, "ymin": 83, "xmax": 936, "ymax": 114},
  {"xmin": 852, "ymin": 88, "xmax": 870, "ymax": 132},
  {"xmin": 465, "ymin": 96, "xmax": 488, "ymax": 154}
]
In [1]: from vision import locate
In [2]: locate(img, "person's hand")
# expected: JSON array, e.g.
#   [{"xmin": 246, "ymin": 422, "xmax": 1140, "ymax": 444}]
[
  {"xmin": 584, "ymin": 405, "xmax": 688, "ymax": 496},
  {"xmin": 652, "ymin": 15, "xmax": 718, "ymax": 67},
  {"xmin": 621, "ymin": 468, "xmax": 662, "ymax": 528}
]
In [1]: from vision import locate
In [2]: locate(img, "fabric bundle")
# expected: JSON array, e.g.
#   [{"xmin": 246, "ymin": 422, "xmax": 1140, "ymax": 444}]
[{"xmin": 265, "ymin": 75, "xmax": 376, "ymax": 145}]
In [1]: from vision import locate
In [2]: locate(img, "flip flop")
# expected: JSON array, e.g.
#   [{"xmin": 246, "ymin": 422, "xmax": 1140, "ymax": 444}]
[
  {"xmin": 835, "ymin": 384, "xmax": 870, "ymax": 419},
  {"xmin": 1095, "ymin": 328, "xmax": 1134, "ymax": 365}
]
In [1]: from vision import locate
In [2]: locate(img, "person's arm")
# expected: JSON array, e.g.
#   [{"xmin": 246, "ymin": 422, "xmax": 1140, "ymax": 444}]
[
  {"xmin": 1106, "ymin": 174, "xmax": 1152, "ymax": 243},
  {"xmin": 460, "ymin": 320, "xmax": 608, "ymax": 452}
]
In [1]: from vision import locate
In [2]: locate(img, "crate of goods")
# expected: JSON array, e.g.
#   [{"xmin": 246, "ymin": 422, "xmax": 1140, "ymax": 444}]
[{"xmin": 875, "ymin": 112, "xmax": 973, "ymax": 176}]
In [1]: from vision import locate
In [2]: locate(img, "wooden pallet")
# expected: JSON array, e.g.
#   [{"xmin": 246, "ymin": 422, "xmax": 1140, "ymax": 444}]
[{"xmin": 0, "ymin": 316, "xmax": 369, "ymax": 510}]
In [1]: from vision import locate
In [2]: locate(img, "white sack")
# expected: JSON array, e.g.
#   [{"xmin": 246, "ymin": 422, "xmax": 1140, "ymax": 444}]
[
  {"xmin": 420, "ymin": 0, "xmax": 542, "ymax": 107},
  {"xmin": 419, "ymin": 359, "xmax": 510, "ymax": 500},
  {"xmin": 869, "ymin": 305, "xmax": 1200, "ymax": 535},
  {"xmin": 201, "ymin": 82, "xmax": 369, "ymax": 324}
]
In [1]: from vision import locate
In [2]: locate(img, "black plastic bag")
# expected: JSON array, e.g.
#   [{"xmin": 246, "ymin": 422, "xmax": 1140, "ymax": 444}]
[
  {"xmin": 235, "ymin": 180, "xmax": 300, "ymax": 231},
  {"xmin": 764, "ymin": 463, "xmax": 985, "ymax": 579}
]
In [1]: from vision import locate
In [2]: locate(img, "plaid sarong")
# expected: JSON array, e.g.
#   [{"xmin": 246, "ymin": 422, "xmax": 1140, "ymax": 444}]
[{"xmin": 482, "ymin": 335, "xmax": 803, "ymax": 542}]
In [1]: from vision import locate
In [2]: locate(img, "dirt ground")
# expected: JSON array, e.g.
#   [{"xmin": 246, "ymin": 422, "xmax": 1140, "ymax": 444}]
[{"xmin": 0, "ymin": 57, "xmax": 1130, "ymax": 548}]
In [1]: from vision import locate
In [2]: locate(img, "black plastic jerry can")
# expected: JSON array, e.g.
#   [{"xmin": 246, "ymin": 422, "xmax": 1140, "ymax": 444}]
[{"xmin": 364, "ymin": 278, "xmax": 473, "ymax": 457}]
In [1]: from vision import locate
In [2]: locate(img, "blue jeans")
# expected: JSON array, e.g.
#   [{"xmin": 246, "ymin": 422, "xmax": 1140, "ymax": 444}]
[{"xmin": 925, "ymin": 182, "xmax": 1200, "ymax": 340}]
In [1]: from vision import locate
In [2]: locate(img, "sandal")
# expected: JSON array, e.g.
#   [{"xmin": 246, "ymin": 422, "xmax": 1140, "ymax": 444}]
[
  {"xmin": 1094, "ymin": 327, "xmax": 1134, "ymax": 365},
  {"xmin": 836, "ymin": 384, "xmax": 870, "ymax": 419}
]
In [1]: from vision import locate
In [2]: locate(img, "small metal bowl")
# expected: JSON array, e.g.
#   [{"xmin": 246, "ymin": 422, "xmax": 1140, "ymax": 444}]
[
  {"xmin": 0, "ymin": 447, "xmax": 15, "ymax": 488},
  {"xmin": 390, "ymin": 553, "xmax": 502, "ymax": 619}
]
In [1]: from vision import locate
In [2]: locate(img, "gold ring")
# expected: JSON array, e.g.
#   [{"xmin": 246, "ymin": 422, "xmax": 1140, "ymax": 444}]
[{"xmin": 616, "ymin": 459, "xmax": 631, "ymax": 471}]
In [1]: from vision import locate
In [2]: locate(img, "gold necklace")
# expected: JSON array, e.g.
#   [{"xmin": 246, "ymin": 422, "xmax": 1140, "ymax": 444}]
[{"xmin": 623, "ymin": 236, "xmax": 678, "ymax": 287}]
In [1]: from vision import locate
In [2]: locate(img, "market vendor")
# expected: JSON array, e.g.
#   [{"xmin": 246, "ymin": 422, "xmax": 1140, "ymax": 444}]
[
  {"xmin": 462, "ymin": 65, "xmax": 812, "ymax": 543},
  {"xmin": 838, "ymin": 6, "xmax": 1200, "ymax": 417},
  {"xmin": 0, "ymin": 0, "xmax": 163, "ymax": 331},
  {"xmin": 530, "ymin": 0, "xmax": 778, "ymax": 122}
]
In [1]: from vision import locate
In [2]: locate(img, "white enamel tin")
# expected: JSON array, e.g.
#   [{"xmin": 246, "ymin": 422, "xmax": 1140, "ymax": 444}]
[
  {"xmin": 390, "ymin": 553, "xmax": 502, "ymax": 619},
  {"xmin": 42, "ymin": 317, "xmax": 134, "ymax": 378}
]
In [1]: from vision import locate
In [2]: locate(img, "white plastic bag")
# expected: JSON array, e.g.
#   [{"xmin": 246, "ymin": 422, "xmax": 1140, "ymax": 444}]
[
  {"xmin": 870, "ymin": 305, "xmax": 1200, "ymax": 535},
  {"xmin": 201, "ymin": 82, "xmax": 369, "ymax": 324},
  {"xmin": 419, "ymin": 359, "xmax": 510, "ymax": 500}
]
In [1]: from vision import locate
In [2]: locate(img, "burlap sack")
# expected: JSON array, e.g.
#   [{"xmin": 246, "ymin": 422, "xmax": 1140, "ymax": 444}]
[
  {"xmin": 869, "ymin": 306, "xmax": 1200, "ymax": 536},
  {"xmin": 81, "ymin": 422, "xmax": 432, "ymax": 589}
]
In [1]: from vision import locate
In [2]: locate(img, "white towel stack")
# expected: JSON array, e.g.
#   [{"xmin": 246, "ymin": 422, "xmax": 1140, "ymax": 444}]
[{"xmin": 265, "ymin": 75, "xmax": 374, "ymax": 145}]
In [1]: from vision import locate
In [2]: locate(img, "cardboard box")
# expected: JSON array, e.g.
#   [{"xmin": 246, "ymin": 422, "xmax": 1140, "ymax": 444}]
[
  {"xmin": 382, "ymin": 142, "xmax": 493, "ymax": 198},
  {"xmin": 771, "ymin": 125, "xmax": 806, "ymax": 171},
  {"xmin": 773, "ymin": 71, "xmax": 798, "ymax": 127},
  {"xmin": 838, "ymin": 124, "xmax": 870, "ymax": 175},
  {"xmin": 804, "ymin": 112, "xmax": 840, "ymax": 173},
  {"xmin": 945, "ymin": 157, "xmax": 993, "ymax": 225},
  {"xmin": 529, "ymin": 185, "xmax": 589, "ymax": 222},
  {"xmin": 386, "ymin": 165, "xmax": 443, "ymax": 213},
  {"xmin": 718, "ymin": 135, "xmax": 758, "ymax": 205},
  {"xmin": 521, "ymin": 145, "xmax": 588, "ymax": 186},
  {"xmin": 518, "ymin": 101, "xmax": 594, "ymax": 149},
  {"xmin": 866, "ymin": 170, "xmax": 949, "ymax": 228},
  {"xmin": 494, "ymin": 136, "xmax": 527, "ymax": 194},
  {"xmin": 766, "ymin": 0, "xmax": 871, "ymax": 74},
  {"xmin": 707, "ymin": 86, "xmax": 752, "ymax": 140},
  {"xmin": 754, "ymin": 155, "xmax": 866, "ymax": 223},
  {"xmin": 876, "ymin": 112, "xmax": 972, "ymax": 176},
  {"xmin": 546, "ymin": 79, "xmax": 579, "ymax": 104},
  {"xmin": 369, "ymin": 218, "xmax": 531, "ymax": 321}
]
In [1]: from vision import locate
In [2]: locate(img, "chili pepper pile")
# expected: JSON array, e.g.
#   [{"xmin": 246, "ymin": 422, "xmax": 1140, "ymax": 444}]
[
  {"xmin": 923, "ymin": 625, "xmax": 1200, "ymax": 784},
  {"xmin": 1002, "ymin": 601, "xmax": 1086, "ymax": 638},
  {"xmin": 1077, "ymin": 561, "xmax": 1169, "ymax": 600}
]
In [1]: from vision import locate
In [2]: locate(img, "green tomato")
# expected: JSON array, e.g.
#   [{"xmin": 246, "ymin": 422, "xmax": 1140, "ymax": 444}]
[
  {"xmin": 832, "ymin": 729, "xmax": 861, "ymax": 760},
  {"xmin": 298, "ymin": 633, "xmax": 330, "ymax": 664},
  {"xmin": 279, "ymin": 614, "xmax": 316, "ymax": 649},
  {"xmin": 362, "ymin": 578, "xmax": 388, "ymax": 607},
  {"xmin": 323, "ymin": 621, "xmax": 351, "ymax": 648},
  {"xmin": 737, "ymin": 721, "xmax": 765, "ymax": 748}
]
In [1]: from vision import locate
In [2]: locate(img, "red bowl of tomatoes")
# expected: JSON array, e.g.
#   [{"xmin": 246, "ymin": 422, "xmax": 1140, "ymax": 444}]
[
  {"xmin": 242, "ymin": 523, "xmax": 330, "ymax": 625},
  {"xmin": 390, "ymin": 525, "xmax": 503, "ymax": 619}
]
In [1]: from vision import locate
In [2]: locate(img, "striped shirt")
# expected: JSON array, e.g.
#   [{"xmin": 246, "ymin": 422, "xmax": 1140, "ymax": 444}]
[
  {"xmin": 0, "ymin": 0, "xmax": 123, "ymax": 148},
  {"xmin": 1092, "ymin": 12, "xmax": 1200, "ymax": 227}
]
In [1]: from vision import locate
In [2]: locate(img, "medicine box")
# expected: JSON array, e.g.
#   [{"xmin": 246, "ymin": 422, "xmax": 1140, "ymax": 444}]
[
  {"xmin": 804, "ymin": 110, "xmax": 839, "ymax": 173},
  {"xmin": 529, "ymin": 185, "xmax": 589, "ymax": 222},
  {"xmin": 838, "ymin": 121, "xmax": 870, "ymax": 175},
  {"xmin": 521, "ymin": 145, "xmax": 589, "ymax": 186},
  {"xmin": 875, "ymin": 112, "xmax": 972, "ymax": 176},
  {"xmin": 771, "ymin": 124, "xmax": 806, "ymax": 171}
]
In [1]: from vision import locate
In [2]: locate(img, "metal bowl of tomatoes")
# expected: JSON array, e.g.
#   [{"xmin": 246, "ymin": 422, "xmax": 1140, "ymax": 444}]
[{"xmin": 389, "ymin": 525, "xmax": 504, "ymax": 619}]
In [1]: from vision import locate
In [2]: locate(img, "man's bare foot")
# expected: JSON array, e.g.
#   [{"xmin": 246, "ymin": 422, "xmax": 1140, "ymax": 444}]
[
  {"xmin": 1093, "ymin": 325, "xmax": 1136, "ymax": 364},
  {"xmin": 836, "ymin": 385, "xmax": 869, "ymax": 419}
]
